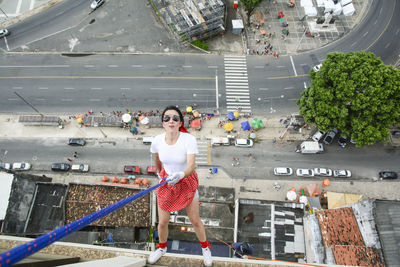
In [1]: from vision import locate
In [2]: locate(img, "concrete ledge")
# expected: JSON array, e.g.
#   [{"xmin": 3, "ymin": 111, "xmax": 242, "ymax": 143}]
[
  {"xmin": 0, "ymin": 235, "xmax": 329, "ymax": 266},
  {"xmin": 63, "ymin": 256, "xmax": 145, "ymax": 267}
]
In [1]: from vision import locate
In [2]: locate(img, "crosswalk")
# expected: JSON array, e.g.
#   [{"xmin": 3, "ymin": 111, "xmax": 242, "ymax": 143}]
[
  {"xmin": 196, "ymin": 140, "xmax": 209, "ymax": 165},
  {"xmin": 224, "ymin": 55, "xmax": 251, "ymax": 113}
]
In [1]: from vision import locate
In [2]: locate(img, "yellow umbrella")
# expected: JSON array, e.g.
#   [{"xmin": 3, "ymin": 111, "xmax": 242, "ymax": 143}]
[
  {"xmin": 77, "ymin": 118, "xmax": 83, "ymax": 124},
  {"xmin": 234, "ymin": 111, "xmax": 240, "ymax": 118},
  {"xmin": 224, "ymin": 122, "xmax": 234, "ymax": 132},
  {"xmin": 186, "ymin": 106, "xmax": 193, "ymax": 113}
]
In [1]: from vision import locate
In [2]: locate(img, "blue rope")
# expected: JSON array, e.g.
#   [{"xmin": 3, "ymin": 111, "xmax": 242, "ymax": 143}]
[{"xmin": 0, "ymin": 180, "xmax": 168, "ymax": 267}]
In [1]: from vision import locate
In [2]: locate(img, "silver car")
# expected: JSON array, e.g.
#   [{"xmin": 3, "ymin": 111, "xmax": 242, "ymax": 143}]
[
  {"xmin": 274, "ymin": 167, "xmax": 293, "ymax": 176},
  {"xmin": 314, "ymin": 168, "xmax": 332, "ymax": 176},
  {"xmin": 91, "ymin": 0, "xmax": 104, "ymax": 10},
  {"xmin": 333, "ymin": 169, "xmax": 351, "ymax": 178}
]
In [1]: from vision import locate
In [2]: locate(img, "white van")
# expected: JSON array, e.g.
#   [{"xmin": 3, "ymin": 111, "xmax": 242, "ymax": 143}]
[
  {"xmin": 211, "ymin": 137, "xmax": 230, "ymax": 146},
  {"xmin": 234, "ymin": 139, "xmax": 254, "ymax": 147}
]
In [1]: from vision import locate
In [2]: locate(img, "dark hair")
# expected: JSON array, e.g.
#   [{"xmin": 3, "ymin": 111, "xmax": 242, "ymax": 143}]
[
  {"xmin": 241, "ymin": 242, "xmax": 251, "ymax": 254},
  {"xmin": 161, "ymin": 106, "xmax": 183, "ymax": 123}
]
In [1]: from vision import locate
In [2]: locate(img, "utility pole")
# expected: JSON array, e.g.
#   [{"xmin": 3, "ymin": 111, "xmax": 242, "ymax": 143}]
[
  {"xmin": 14, "ymin": 92, "xmax": 43, "ymax": 116},
  {"xmin": 215, "ymin": 69, "xmax": 219, "ymax": 114},
  {"xmin": 0, "ymin": 8, "xmax": 9, "ymax": 19}
]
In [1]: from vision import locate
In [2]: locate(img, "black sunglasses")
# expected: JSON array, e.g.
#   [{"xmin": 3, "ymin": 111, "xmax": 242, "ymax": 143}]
[{"xmin": 162, "ymin": 115, "xmax": 180, "ymax": 122}]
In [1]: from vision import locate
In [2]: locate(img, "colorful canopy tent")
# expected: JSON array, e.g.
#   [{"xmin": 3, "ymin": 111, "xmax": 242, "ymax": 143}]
[
  {"xmin": 227, "ymin": 112, "xmax": 236, "ymax": 121},
  {"xmin": 140, "ymin": 117, "xmax": 149, "ymax": 125},
  {"xmin": 186, "ymin": 106, "xmax": 193, "ymax": 113},
  {"xmin": 234, "ymin": 111, "xmax": 240, "ymax": 118},
  {"xmin": 252, "ymin": 118, "xmax": 263, "ymax": 129},
  {"xmin": 306, "ymin": 183, "xmax": 321, "ymax": 197},
  {"xmin": 241, "ymin": 121, "xmax": 251, "ymax": 131},
  {"xmin": 224, "ymin": 122, "xmax": 234, "ymax": 132},
  {"xmin": 77, "ymin": 118, "xmax": 83, "ymax": 124},
  {"xmin": 190, "ymin": 120, "xmax": 201, "ymax": 129},
  {"xmin": 122, "ymin": 113, "xmax": 132, "ymax": 123}
]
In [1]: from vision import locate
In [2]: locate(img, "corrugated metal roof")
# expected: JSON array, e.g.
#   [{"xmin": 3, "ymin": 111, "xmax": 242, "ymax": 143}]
[{"xmin": 375, "ymin": 200, "xmax": 400, "ymax": 266}]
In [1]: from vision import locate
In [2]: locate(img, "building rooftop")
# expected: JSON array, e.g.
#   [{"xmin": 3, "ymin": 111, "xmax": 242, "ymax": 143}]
[{"xmin": 65, "ymin": 183, "xmax": 150, "ymax": 227}]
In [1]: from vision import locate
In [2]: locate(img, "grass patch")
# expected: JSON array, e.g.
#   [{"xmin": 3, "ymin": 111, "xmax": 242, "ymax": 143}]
[{"xmin": 192, "ymin": 40, "xmax": 209, "ymax": 51}]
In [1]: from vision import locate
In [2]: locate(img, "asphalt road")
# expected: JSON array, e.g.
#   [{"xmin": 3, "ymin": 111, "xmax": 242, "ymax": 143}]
[{"xmin": 1, "ymin": 138, "xmax": 399, "ymax": 180}]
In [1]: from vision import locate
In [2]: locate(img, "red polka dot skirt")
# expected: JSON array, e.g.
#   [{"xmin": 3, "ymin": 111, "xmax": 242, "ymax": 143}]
[{"xmin": 157, "ymin": 168, "xmax": 198, "ymax": 212}]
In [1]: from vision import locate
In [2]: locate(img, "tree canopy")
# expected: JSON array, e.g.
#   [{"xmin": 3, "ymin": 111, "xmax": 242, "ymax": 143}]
[
  {"xmin": 297, "ymin": 51, "xmax": 400, "ymax": 147},
  {"xmin": 240, "ymin": 0, "xmax": 262, "ymax": 23}
]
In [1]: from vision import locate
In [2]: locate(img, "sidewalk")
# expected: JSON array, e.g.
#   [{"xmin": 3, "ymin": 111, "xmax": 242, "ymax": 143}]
[{"xmin": 0, "ymin": 113, "xmax": 312, "ymax": 141}]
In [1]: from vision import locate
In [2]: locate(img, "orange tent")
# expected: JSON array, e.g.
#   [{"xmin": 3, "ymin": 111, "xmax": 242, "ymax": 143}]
[{"xmin": 306, "ymin": 183, "xmax": 321, "ymax": 197}]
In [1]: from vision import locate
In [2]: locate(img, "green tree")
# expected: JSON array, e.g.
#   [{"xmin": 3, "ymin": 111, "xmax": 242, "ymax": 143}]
[
  {"xmin": 297, "ymin": 51, "xmax": 400, "ymax": 147},
  {"xmin": 240, "ymin": 0, "xmax": 262, "ymax": 24}
]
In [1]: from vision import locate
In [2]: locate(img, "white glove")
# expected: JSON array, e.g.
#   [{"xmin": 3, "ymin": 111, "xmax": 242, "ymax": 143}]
[{"xmin": 167, "ymin": 171, "xmax": 185, "ymax": 185}]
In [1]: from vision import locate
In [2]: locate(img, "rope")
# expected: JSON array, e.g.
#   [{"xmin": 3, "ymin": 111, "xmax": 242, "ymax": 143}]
[
  {"xmin": 205, "ymin": 228, "xmax": 325, "ymax": 267},
  {"xmin": 0, "ymin": 180, "xmax": 168, "ymax": 267}
]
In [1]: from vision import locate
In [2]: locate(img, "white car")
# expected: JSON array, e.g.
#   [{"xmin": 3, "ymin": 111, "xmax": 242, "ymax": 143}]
[
  {"xmin": 274, "ymin": 167, "xmax": 293, "ymax": 176},
  {"xmin": 314, "ymin": 168, "xmax": 332, "ymax": 176},
  {"xmin": 0, "ymin": 29, "xmax": 10, "ymax": 38},
  {"xmin": 91, "ymin": 0, "xmax": 104, "ymax": 10},
  {"xmin": 313, "ymin": 63, "xmax": 322, "ymax": 72},
  {"xmin": 71, "ymin": 164, "xmax": 90, "ymax": 172},
  {"xmin": 12, "ymin": 162, "xmax": 31, "ymax": 170},
  {"xmin": 312, "ymin": 130, "xmax": 325, "ymax": 142},
  {"xmin": 0, "ymin": 162, "xmax": 11, "ymax": 170},
  {"xmin": 234, "ymin": 139, "xmax": 253, "ymax": 147},
  {"xmin": 296, "ymin": 168, "xmax": 315, "ymax": 177},
  {"xmin": 333, "ymin": 169, "xmax": 351, "ymax": 178}
]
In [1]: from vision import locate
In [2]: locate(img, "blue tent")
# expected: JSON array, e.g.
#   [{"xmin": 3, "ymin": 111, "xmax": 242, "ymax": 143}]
[
  {"xmin": 227, "ymin": 112, "xmax": 235, "ymax": 121},
  {"xmin": 241, "ymin": 121, "xmax": 251, "ymax": 131},
  {"xmin": 130, "ymin": 127, "xmax": 138, "ymax": 134}
]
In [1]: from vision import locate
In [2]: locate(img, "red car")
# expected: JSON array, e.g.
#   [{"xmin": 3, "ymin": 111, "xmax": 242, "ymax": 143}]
[
  {"xmin": 147, "ymin": 166, "xmax": 157, "ymax": 175},
  {"xmin": 124, "ymin": 165, "xmax": 141, "ymax": 174}
]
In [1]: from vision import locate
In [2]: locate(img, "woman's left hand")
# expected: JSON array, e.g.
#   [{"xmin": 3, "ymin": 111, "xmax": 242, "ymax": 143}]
[{"xmin": 167, "ymin": 171, "xmax": 185, "ymax": 185}]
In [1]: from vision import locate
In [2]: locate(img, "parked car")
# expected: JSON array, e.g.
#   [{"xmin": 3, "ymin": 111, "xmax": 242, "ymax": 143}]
[
  {"xmin": 234, "ymin": 139, "xmax": 253, "ymax": 147},
  {"xmin": 68, "ymin": 138, "xmax": 86, "ymax": 146},
  {"xmin": 314, "ymin": 168, "xmax": 332, "ymax": 176},
  {"xmin": 338, "ymin": 136, "xmax": 348, "ymax": 147},
  {"xmin": 124, "ymin": 165, "xmax": 141, "ymax": 174},
  {"xmin": 333, "ymin": 169, "xmax": 351, "ymax": 178},
  {"xmin": 71, "ymin": 164, "xmax": 89, "ymax": 172},
  {"xmin": 296, "ymin": 168, "xmax": 315, "ymax": 177},
  {"xmin": 312, "ymin": 63, "xmax": 322, "ymax": 72},
  {"xmin": 312, "ymin": 130, "xmax": 325, "ymax": 142},
  {"xmin": 0, "ymin": 29, "xmax": 10, "ymax": 38},
  {"xmin": 274, "ymin": 167, "xmax": 293, "ymax": 176},
  {"xmin": 91, "ymin": 0, "xmax": 104, "ymax": 10},
  {"xmin": 211, "ymin": 137, "xmax": 230, "ymax": 146},
  {"xmin": 142, "ymin": 136, "xmax": 154, "ymax": 145},
  {"xmin": 323, "ymin": 128, "xmax": 338, "ymax": 145},
  {"xmin": 51, "ymin": 163, "xmax": 71, "ymax": 171},
  {"xmin": 379, "ymin": 171, "xmax": 398, "ymax": 180},
  {"xmin": 0, "ymin": 162, "xmax": 11, "ymax": 170},
  {"xmin": 12, "ymin": 162, "xmax": 31, "ymax": 170}
]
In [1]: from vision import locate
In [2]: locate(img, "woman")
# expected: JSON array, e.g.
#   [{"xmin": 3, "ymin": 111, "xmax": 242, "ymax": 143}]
[{"xmin": 148, "ymin": 106, "xmax": 212, "ymax": 266}]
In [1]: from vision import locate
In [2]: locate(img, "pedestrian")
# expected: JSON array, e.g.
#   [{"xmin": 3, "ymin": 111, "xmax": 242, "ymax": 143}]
[
  {"xmin": 148, "ymin": 106, "xmax": 212, "ymax": 266},
  {"xmin": 233, "ymin": 242, "xmax": 254, "ymax": 259},
  {"xmin": 67, "ymin": 158, "xmax": 72, "ymax": 162}
]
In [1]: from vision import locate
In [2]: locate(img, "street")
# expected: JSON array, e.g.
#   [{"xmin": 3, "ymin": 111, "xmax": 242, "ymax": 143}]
[{"xmin": 1, "ymin": 137, "xmax": 399, "ymax": 181}]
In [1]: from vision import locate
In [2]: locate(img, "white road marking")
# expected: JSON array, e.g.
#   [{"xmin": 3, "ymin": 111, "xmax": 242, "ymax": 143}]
[
  {"xmin": 89, "ymin": 99, "xmax": 101, "ymax": 101},
  {"xmin": 91, "ymin": 87, "xmax": 102, "ymax": 90},
  {"xmin": 61, "ymin": 99, "xmax": 72, "ymax": 101},
  {"xmin": 108, "ymin": 65, "xmax": 118, "ymax": 68},
  {"xmin": 0, "ymin": 65, "xmax": 69, "ymax": 68},
  {"xmin": 120, "ymin": 88, "xmax": 131, "ymax": 90},
  {"xmin": 207, "ymin": 66, "xmax": 218, "ymax": 68},
  {"xmin": 259, "ymin": 88, "xmax": 269, "ymax": 90},
  {"xmin": 363, "ymin": 31, "xmax": 368, "ymax": 37},
  {"xmin": 254, "ymin": 66, "xmax": 264, "ymax": 68},
  {"xmin": 287, "ymin": 99, "xmax": 298, "ymax": 101},
  {"xmin": 290, "ymin": 56, "xmax": 297, "ymax": 77},
  {"xmin": 84, "ymin": 65, "xmax": 95, "ymax": 68},
  {"xmin": 38, "ymin": 87, "xmax": 48, "ymax": 90},
  {"xmin": 284, "ymin": 87, "xmax": 295, "ymax": 90},
  {"xmin": 131, "ymin": 65, "xmax": 143, "ymax": 67},
  {"xmin": 396, "ymin": 29, "xmax": 400, "ymax": 35},
  {"xmin": 16, "ymin": 0, "xmax": 23, "ymax": 14},
  {"xmin": 350, "ymin": 42, "xmax": 357, "ymax": 47},
  {"xmin": 150, "ymin": 87, "xmax": 214, "ymax": 91},
  {"xmin": 158, "ymin": 65, "xmax": 167, "ymax": 68},
  {"xmin": 35, "ymin": 98, "xmax": 45, "ymax": 101},
  {"xmin": 183, "ymin": 65, "xmax": 192, "ymax": 68},
  {"xmin": 276, "ymin": 66, "xmax": 285, "ymax": 68},
  {"xmin": 4, "ymin": 37, "xmax": 10, "ymax": 51},
  {"xmin": 64, "ymin": 87, "xmax": 75, "ymax": 90},
  {"xmin": 8, "ymin": 98, "xmax": 18, "ymax": 101},
  {"xmin": 385, "ymin": 43, "xmax": 390, "ymax": 48},
  {"xmin": 29, "ymin": 0, "xmax": 36, "ymax": 10},
  {"xmin": 12, "ymin": 87, "xmax": 23, "ymax": 89}
]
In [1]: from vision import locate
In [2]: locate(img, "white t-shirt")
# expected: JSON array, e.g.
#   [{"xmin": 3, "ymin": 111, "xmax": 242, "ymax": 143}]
[{"xmin": 150, "ymin": 132, "xmax": 198, "ymax": 175}]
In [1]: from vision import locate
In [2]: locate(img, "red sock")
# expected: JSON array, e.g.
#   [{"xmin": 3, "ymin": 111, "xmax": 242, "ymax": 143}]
[
  {"xmin": 200, "ymin": 240, "xmax": 211, "ymax": 248},
  {"xmin": 157, "ymin": 242, "xmax": 167, "ymax": 249}
]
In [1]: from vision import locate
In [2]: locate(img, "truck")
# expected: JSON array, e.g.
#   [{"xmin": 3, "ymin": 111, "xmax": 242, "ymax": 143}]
[{"xmin": 298, "ymin": 141, "xmax": 324, "ymax": 154}]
